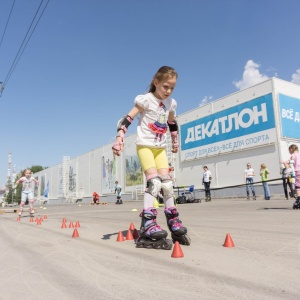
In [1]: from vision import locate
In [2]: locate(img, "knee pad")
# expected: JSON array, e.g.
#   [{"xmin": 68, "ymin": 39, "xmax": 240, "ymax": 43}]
[
  {"xmin": 145, "ymin": 176, "xmax": 162, "ymax": 198},
  {"xmin": 20, "ymin": 202, "xmax": 25, "ymax": 207},
  {"xmin": 160, "ymin": 175, "xmax": 174, "ymax": 198},
  {"xmin": 29, "ymin": 199, "xmax": 34, "ymax": 204}
]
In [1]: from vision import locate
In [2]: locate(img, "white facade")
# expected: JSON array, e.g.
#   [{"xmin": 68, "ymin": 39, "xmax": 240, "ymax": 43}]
[{"xmin": 33, "ymin": 78, "xmax": 300, "ymax": 202}]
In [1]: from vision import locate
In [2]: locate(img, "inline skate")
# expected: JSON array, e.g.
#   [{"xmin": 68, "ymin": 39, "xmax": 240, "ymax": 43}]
[
  {"xmin": 29, "ymin": 208, "xmax": 34, "ymax": 217},
  {"xmin": 136, "ymin": 208, "xmax": 172, "ymax": 250},
  {"xmin": 293, "ymin": 197, "xmax": 300, "ymax": 209},
  {"xmin": 164, "ymin": 206, "xmax": 191, "ymax": 246}
]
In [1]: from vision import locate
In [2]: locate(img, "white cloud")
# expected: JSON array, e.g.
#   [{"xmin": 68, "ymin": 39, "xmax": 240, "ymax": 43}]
[
  {"xmin": 291, "ymin": 69, "xmax": 300, "ymax": 85},
  {"xmin": 199, "ymin": 95, "xmax": 213, "ymax": 107},
  {"xmin": 233, "ymin": 60, "xmax": 269, "ymax": 90}
]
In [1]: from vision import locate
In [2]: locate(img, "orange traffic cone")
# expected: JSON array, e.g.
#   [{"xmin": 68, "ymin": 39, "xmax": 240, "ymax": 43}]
[
  {"xmin": 223, "ymin": 233, "xmax": 235, "ymax": 247},
  {"xmin": 44, "ymin": 215, "xmax": 48, "ymax": 219},
  {"xmin": 116, "ymin": 231, "xmax": 125, "ymax": 242},
  {"xmin": 30, "ymin": 218, "xmax": 34, "ymax": 222},
  {"xmin": 75, "ymin": 221, "xmax": 80, "ymax": 228},
  {"xmin": 39, "ymin": 217, "xmax": 43, "ymax": 222},
  {"xmin": 61, "ymin": 222, "xmax": 67, "ymax": 228},
  {"xmin": 36, "ymin": 218, "xmax": 42, "ymax": 225},
  {"xmin": 72, "ymin": 228, "xmax": 79, "ymax": 238},
  {"xmin": 171, "ymin": 241, "xmax": 184, "ymax": 258},
  {"xmin": 62, "ymin": 217, "xmax": 66, "ymax": 223},
  {"xmin": 132, "ymin": 229, "xmax": 139, "ymax": 239},
  {"xmin": 17, "ymin": 217, "xmax": 20, "ymax": 221},
  {"xmin": 129, "ymin": 222, "xmax": 135, "ymax": 230},
  {"xmin": 126, "ymin": 229, "xmax": 134, "ymax": 240},
  {"xmin": 69, "ymin": 221, "xmax": 74, "ymax": 228}
]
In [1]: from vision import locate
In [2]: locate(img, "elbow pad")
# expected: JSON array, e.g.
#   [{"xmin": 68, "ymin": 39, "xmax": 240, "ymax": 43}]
[{"xmin": 117, "ymin": 115, "xmax": 133, "ymax": 133}]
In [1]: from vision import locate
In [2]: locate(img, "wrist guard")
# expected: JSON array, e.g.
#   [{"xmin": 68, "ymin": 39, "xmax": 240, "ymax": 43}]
[{"xmin": 168, "ymin": 120, "xmax": 179, "ymax": 153}]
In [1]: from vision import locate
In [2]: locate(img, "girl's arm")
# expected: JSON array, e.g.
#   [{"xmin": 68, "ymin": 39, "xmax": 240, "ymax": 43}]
[
  {"xmin": 112, "ymin": 105, "xmax": 142, "ymax": 156},
  {"xmin": 167, "ymin": 111, "xmax": 179, "ymax": 153}
]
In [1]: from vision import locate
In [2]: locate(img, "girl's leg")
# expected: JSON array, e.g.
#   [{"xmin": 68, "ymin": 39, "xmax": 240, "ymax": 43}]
[
  {"xmin": 18, "ymin": 192, "xmax": 27, "ymax": 216},
  {"xmin": 28, "ymin": 192, "xmax": 34, "ymax": 215}
]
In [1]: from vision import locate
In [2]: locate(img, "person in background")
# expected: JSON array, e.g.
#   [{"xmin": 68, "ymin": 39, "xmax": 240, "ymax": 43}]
[
  {"xmin": 244, "ymin": 163, "xmax": 256, "ymax": 200},
  {"xmin": 260, "ymin": 163, "xmax": 270, "ymax": 200},
  {"xmin": 92, "ymin": 192, "xmax": 100, "ymax": 204},
  {"xmin": 280, "ymin": 161, "xmax": 295, "ymax": 200},
  {"xmin": 114, "ymin": 181, "xmax": 123, "ymax": 205},
  {"xmin": 288, "ymin": 144, "xmax": 300, "ymax": 209},
  {"xmin": 202, "ymin": 166, "xmax": 212, "ymax": 202}
]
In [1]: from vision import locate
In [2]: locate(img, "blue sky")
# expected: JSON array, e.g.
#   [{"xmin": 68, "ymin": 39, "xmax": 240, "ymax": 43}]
[{"xmin": 1, "ymin": 0, "xmax": 300, "ymax": 188}]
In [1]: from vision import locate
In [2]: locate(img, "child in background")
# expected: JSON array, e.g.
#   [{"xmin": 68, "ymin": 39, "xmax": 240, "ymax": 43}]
[
  {"xmin": 260, "ymin": 163, "xmax": 270, "ymax": 200},
  {"xmin": 114, "ymin": 181, "xmax": 123, "ymax": 205},
  {"xmin": 15, "ymin": 169, "xmax": 39, "ymax": 217},
  {"xmin": 92, "ymin": 192, "xmax": 100, "ymax": 204},
  {"xmin": 281, "ymin": 161, "xmax": 294, "ymax": 200}
]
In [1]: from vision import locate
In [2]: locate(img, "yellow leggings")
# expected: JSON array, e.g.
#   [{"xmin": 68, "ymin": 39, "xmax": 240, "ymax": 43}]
[{"xmin": 136, "ymin": 146, "xmax": 168, "ymax": 172}]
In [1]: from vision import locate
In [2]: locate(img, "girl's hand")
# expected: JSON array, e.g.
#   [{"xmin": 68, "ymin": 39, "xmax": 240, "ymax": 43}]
[{"xmin": 112, "ymin": 135, "xmax": 124, "ymax": 156}]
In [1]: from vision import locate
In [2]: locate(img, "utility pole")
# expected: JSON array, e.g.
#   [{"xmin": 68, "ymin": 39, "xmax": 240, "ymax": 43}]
[{"xmin": 5, "ymin": 152, "xmax": 13, "ymax": 204}]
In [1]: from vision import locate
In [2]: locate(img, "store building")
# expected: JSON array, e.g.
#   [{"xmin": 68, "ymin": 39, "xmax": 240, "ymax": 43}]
[{"xmin": 32, "ymin": 78, "xmax": 300, "ymax": 203}]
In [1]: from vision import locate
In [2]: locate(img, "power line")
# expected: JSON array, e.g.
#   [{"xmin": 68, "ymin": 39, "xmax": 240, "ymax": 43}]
[
  {"xmin": 1, "ymin": 0, "xmax": 50, "ymax": 96},
  {"xmin": 0, "ymin": 0, "xmax": 16, "ymax": 50},
  {"xmin": 4, "ymin": 0, "xmax": 50, "ymax": 87}
]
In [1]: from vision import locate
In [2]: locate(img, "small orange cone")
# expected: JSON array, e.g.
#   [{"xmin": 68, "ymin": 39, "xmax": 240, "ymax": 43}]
[
  {"xmin": 116, "ymin": 231, "xmax": 125, "ymax": 242},
  {"xmin": 126, "ymin": 229, "xmax": 134, "ymax": 240},
  {"xmin": 17, "ymin": 217, "xmax": 20, "ymax": 221},
  {"xmin": 36, "ymin": 218, "xmax": 42, "ymax": 225},
  {"xmin": 30, "ymin": 218, "xmax": 34, "ymax": 222},
  {"xmin": 69, "ymin": 221, "xmax": 74, "ymax": 228},
  {"xmin": 129, "ymin": 222, "xmax": 135, "ymax": 230},
  {"xmin": 39, "ymin": 217, "xmax": 43, "ymax": 222},
  {"xmin": 75, "ymin": 221, "xmax": 80, "ymax": 227},
  {"xmin": 132, "ymin": 229, "xmax": 139, "ymax": 239},
  {"xmin": 62, "ymin": 217, "xmax": 66, "ymax": 223},
  {"xmin": 35, "ymin": 217, "xmax": 39, "ymax": 222},
  {"xmin": 171, "ymin": 241, "xmax": 184, "ymax": 258},
  {"xmin": 61, "ymin": 222, "xmax": 67, "ymax": 228},
  {"xmin": 223, "ymin": 233, "xmax": 235, "ymax": 247},
  {"xmin": 44, "ymin": 215, "xmax": 48, "ymax": 219},
  {"xmin": 72, "ymin": 228, "xmax": 79, "ymax": 238}
]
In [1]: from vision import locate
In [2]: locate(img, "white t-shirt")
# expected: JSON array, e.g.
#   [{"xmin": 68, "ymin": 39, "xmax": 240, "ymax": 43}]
[
  {"xmin": 19, "ymin": 176, "xmax": 35, "ymax": 193},
  {"xmin": 134, "ymin": 93, "xmax": 177, "ymax": 148},
  {"xmin": 203, "ymin": 170, "xmax": 211, "ymax": 183},
  {"xmin": 245, "ymin": 168, "xmax": 255, "ymax": 178}
]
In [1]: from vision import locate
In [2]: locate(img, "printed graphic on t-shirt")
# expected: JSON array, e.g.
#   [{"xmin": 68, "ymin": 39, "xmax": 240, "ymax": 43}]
[{"xmin": 148, "ymin": 102, "xmax": 168, "ymax": 145}]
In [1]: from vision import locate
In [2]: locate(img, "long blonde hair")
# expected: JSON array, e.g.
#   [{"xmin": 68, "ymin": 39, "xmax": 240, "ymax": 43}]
[{"xmin": 148, "ymin": 66, "xmax": 178, "ymax": 93}]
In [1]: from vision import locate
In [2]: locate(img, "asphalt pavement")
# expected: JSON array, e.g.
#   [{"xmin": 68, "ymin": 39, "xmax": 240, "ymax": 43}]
[{"xmin": 0, "ymin": 196, "xmax": 299, "ymax": 300}]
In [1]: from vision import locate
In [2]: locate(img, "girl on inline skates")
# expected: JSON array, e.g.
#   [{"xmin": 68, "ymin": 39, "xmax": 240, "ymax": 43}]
[
  {"xmin": 112, "ymin": 66, "xmax": 190, "ymax": 249},
  {"xmin": 15, "ymin": 169, "xmax": 39, "ymax": 217}
]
